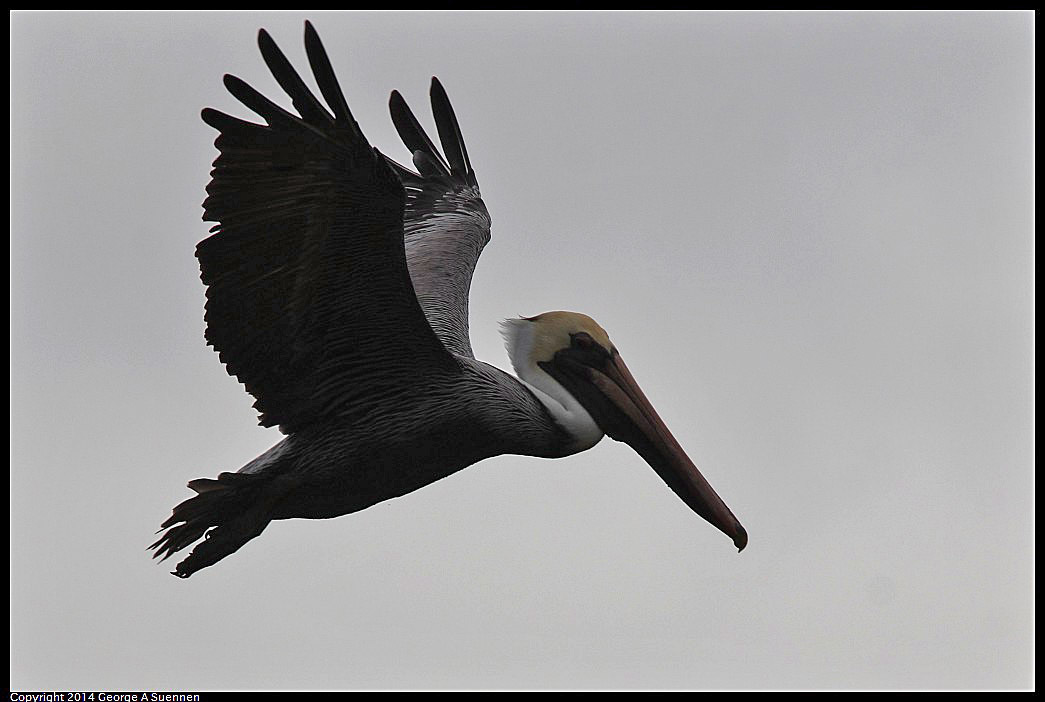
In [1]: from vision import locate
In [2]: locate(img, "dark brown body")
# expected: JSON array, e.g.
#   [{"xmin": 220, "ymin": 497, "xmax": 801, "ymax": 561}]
[
  {"xmin": 152, "ymin": 358, "xmax": 570, "ymax": 577},
  {"xmin": 262, "ymin": 359, "xmax": 569, "ymax": 521}
]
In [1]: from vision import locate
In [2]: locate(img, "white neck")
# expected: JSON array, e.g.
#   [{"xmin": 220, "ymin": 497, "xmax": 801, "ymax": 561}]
[{"xmin": 500, "ymin": 319, "xmax": 604, "ymax": 454}]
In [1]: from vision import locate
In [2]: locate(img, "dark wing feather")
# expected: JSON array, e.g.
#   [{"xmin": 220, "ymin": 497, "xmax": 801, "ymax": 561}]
[
  {"xmin": 386, "ymin": 79, "xmax": 491, "ymax": 359},
  {"xmin": 198, "ymin": 23, "xmax": 457, "ymax": 433},
  {"xmin": 429, "ymin": 78, "xmax": 474, "ymax": 183}
]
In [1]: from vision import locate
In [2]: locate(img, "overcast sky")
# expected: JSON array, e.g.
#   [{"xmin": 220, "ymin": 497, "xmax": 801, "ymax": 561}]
[{"xmin": 10, "ymin": 11, "xmax": 1033, "ymax": 691}]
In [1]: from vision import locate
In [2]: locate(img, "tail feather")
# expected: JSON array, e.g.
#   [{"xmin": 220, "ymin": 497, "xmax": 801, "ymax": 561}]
[{"xmin": 149, "ymin": 471, "xmax": 276, "ymax": 578}]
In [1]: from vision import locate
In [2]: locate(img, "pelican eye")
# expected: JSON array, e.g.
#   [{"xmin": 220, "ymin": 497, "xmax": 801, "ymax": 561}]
[{"xmin": 571, "ymin": 332, "xmax": 597, "ymax": 351}]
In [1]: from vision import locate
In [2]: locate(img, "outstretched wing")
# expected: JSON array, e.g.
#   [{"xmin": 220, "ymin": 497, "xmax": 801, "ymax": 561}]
[
  {"xmin": 386, "ymin": 80, "xmax": 492, "ymax": 359},
  {"xmin": 198, "ymin": 22, "xmax": 457, "ymax": 433}
]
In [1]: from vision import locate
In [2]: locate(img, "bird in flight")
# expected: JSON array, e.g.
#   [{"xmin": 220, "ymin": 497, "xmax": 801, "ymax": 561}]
[{"xmin": 151, "ymin": 22, "xmax": 746, "ymax": 578}]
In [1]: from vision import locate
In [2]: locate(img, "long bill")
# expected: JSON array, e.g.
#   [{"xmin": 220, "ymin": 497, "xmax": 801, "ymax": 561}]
[{"xmin": 579, "ymin": 350, "xmax": 748, "ymax": 551}]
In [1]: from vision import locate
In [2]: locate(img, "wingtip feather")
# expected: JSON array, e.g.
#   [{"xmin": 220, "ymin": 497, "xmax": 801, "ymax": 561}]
[
  {"xmin": 302, "ymin": 19, "xmax": 355, "ymax": 127},
  {"xmin": 389, "ymin": 88, "xmax": 450, "ymax": 176},
  {"xmin": 429, "ymin": 77, "xmax": 474, "ymax": 184}
]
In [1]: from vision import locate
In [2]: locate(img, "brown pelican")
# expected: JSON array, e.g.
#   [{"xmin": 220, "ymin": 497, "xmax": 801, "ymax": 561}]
[{"xmin": 151, "ymin": 22, "xmax": 746, "ymax": 578}]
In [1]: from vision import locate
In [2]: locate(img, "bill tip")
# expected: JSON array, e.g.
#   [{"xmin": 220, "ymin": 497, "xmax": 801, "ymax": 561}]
[{"xmin": 734, "ymin": 523, "xmax": 748, "ymax": 552}]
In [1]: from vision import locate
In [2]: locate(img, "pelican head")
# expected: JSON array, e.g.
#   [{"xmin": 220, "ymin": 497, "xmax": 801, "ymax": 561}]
[{"xmin": 503, "ymin": 311, "xmax": 747, "ymax": 551}]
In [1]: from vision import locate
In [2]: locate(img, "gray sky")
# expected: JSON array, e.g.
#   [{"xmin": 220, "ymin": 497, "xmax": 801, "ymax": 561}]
[{"xmin": 10, "ymin": 11, "xmax": 1033, "ymax": 691}]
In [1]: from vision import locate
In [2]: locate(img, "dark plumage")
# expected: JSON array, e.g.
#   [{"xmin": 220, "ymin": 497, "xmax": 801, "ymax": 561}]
[
  {"xmin": 151, "ymin": 22, "xmax": 747, "ymax": 578},
  {"xmin": 152, "ymin": 22, "xmax": 559, "ymax": 578}
]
